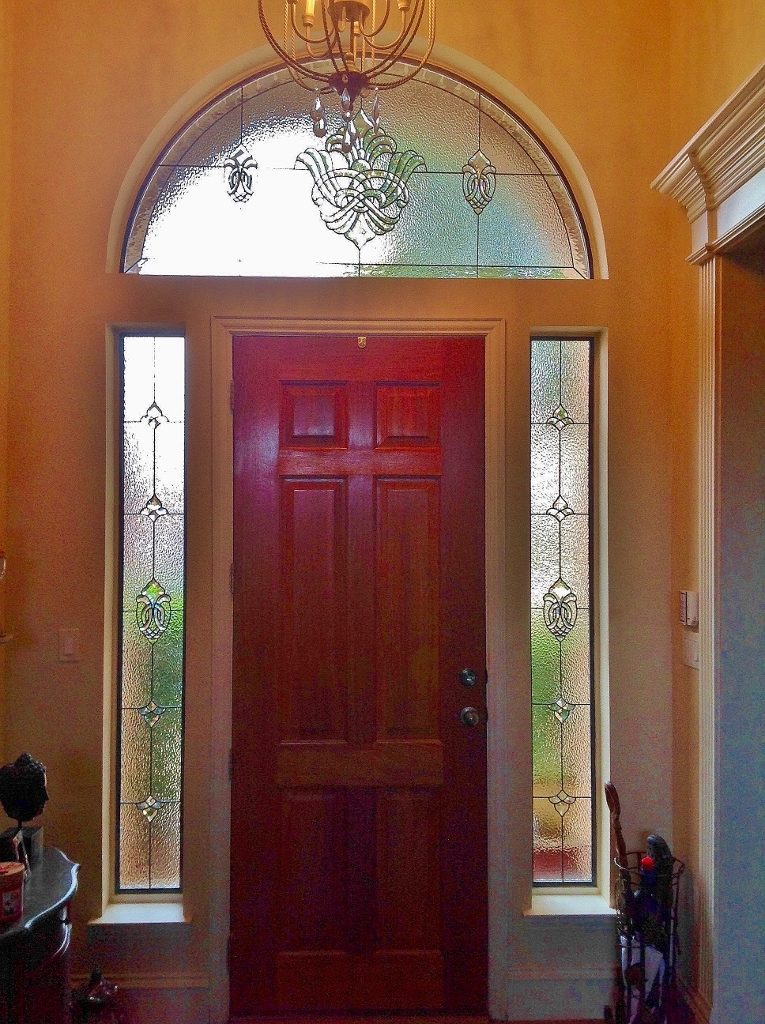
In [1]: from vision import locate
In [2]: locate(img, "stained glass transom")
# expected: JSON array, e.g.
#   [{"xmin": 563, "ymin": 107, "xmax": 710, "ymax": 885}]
[
  {"xmin": 117, "ymin": 335, "xmax": 185, "ymax": 892},
  {"xmin": 531, "ymin": 337, "xmax": 594, "ymax": 885},
  {"xmin": 123, "ymin": 64, "xmax": 591, "ymax": 278}
]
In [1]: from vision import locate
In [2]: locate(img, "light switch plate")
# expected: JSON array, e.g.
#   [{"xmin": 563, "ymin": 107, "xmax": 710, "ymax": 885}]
[
  {"xmin": 59, "ymin": 628, "xmax": 80, "ymax": 663},
  {"xmin": 682, "ymin": 632, "xmax": 699, "ymax": 670}
]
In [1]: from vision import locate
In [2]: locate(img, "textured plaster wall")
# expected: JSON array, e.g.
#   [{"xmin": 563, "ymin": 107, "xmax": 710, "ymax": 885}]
[{"xmin": 0, "ymin": 0, "xmax": 761, "ymax": 1016}]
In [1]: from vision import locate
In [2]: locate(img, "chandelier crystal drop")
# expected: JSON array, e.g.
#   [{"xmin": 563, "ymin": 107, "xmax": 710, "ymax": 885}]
[{"xmin": 258, "ymin": 0, "xmax": 435, "ymax": 136}]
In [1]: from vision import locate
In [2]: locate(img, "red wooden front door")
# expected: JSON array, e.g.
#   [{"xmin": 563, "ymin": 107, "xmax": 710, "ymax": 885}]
[{"xmin": 230, "ymin": 334, "xmax": 486, "ymax": 1017}]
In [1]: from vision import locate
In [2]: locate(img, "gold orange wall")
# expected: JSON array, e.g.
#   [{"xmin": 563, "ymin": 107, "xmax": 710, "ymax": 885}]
[
  {"xmin": 0, "ymin": 0, "xmax": 11, "ymax": 750},
  {"xmin": 1, "ymin": 0, "xmax": 763, "ymax": 1011}
]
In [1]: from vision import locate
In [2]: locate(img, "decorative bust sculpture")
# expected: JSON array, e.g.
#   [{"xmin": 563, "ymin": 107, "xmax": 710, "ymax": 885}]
[{"xmin": 0, "ymin": 752, "xmax": 49, "ymax": 827}]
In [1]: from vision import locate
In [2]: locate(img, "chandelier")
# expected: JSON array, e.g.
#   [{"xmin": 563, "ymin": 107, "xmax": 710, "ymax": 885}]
[{"xmin": 258, "ymin": 0, "xmax": 435, "ymax": 147}]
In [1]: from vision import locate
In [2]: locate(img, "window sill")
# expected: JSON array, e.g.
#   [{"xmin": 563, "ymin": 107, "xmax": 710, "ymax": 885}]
[
  {"xmin": 524, "ymin": 893, "xmax": 616, "ymax": 919},
  {"xmin": 89, "ymin": 903, "xmax": 191, "ymax": 926}
]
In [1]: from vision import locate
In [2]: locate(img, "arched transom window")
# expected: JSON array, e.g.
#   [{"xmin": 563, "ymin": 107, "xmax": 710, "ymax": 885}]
[{"xmin": 123, "ymin": 63, "xmax": 592, "ymax": 278}]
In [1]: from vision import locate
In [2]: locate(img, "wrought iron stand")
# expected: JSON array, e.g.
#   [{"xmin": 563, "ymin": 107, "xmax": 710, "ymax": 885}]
[{"xmin": 605, "ymin": 783, "xmax": 684, "ymax": 1024}]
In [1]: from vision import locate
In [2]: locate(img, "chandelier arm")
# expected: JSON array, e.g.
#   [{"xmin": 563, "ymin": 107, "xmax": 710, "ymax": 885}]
[
  {"xmin": 359, "ymin": 0, "xmax": 393, "ymax": 39},
  {"xmin": 360, "ymin": 0, "xmax": 424, "ymax": 48},
  {"xmin": 320, "ymin": 0, "xmax": 348, "ymax": 79},
  {"xmin": 259, "ymin": 3, "xmax": 327, "ymax": 76},
  {"xmin": 286, "ymin": 3, "xmax": 334, "ymax": 52},
  {"xmin": 359, "ymin": 10, "xmax": 427, "ymax": 78},
  {"xmin": 373, "ymin": 0, "xmax": 433, "ymax": 75}
]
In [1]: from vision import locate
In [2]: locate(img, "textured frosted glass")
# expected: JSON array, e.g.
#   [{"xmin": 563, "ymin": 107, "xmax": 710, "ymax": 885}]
[
  {"xmin": 560, "ymin": 515, "xmax": 590, "ymax": 605},
  {"xmin": 481, "ymin": 96, "xmax": 557, "ymax": 175},
  {"xmin": 153, "ymin": 515, "xmax": 185, "ymax": 599},
  {"xmin": 122, "ymin": 516, "xmax": 153, "ymax": 608},
  {"xmin": 532, "ymin": 707, "xmax": 561, "ymax": 797},
  {"xmin": 118, "ymin": 335, "xmax": 185, "ymax": 892},
  {"xmin": 152, "ymin": 612, "xmax": 185, "ymax": 707},
  {"xmin": 120, "ymin": 711, "xmax": 152, "ymax": 802},
  {"xmin": 121, "ymin": 611, "xmax": 152, "ymax": 708},
  {"xmin": 173, "ymin": 105, "xmax": 243, "ymax": 167},
  {"xmin": 122, "ymin": 337, "xmax": 156, "ymax": 418},
  {"xmin": 559, "ymin": 426, "xmax": 589, "ymax": 512},
  {"xmin": 361, "ymin": 172, "xmax": 474, "ymax": 268},
  {"xmin": 561, "ymin": 706, "xmax": 592, "ymax": 794},
  {"xmin": 530, "ymin": 517, "xmax": 559, "ymax": 606},
  {"xmin": 530, "ymin": 339, "xmax": 560, "ymax": 422},
  {"xmin": 119, "ymin": 805, "xmax": 151, "ymax": 890},
  {"xmin": 560, "ymin": 339, "xmax": 591, "ymax": 421},
  {"xmin": 365, "ymin": 77, "xmax": 479, "ymax": 173},
  {"xmin": 530, "ymin": 611, "xmax": 560, "ymax": 703},
  {"xmin": 149, "ymin": 803, "xmax": 182, "ymax": 889},
  {"xmin": 531, "ymin": 426, "xmax": 560, "ymax": 512},
  {"xmin": 531, "ymin": 337, "xmax": 593, "ymax": 885},
  {"xmin": 123, "ymin": 425, "xmax": 154, "ymax": 514},
  {"xmin": 560, "ymin": 614, "xmax": 591, "ymax": 703},
  {"xmin": 561, "ymin": 799, "xmax": 593, "ymax": 882},
  {"xmin": 123, "ymin": 64, "xmax": 592, "ymax": 278},
  {"xmin": 479, "ymin": 175, "xmax": 572, "ymax": 269},
  {"xmin": 479, "ymin": 107, "xmax": 541, "ymax": 174},
  {"xmin": 152, "ymin": 710, "xmax": 183, "ymax": 799}
]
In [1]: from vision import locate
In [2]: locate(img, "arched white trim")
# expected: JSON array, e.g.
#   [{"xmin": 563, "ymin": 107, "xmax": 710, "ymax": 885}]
[{"xmin": 107, "ymin": 41, "xmax": 608, "ymax": 278}]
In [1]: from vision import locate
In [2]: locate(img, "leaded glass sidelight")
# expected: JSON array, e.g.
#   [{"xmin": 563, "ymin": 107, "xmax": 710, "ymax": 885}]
[
  {"xmin": 117, "ymin": 335, "xmax": 185, "ymax": 891},
  {"xmin": 531, "ymin": 337, "xmax": 594, "ymax": 885},
  {"xmin": 122, "ymin": 63, "xmax": 591, "ymax": 279}
]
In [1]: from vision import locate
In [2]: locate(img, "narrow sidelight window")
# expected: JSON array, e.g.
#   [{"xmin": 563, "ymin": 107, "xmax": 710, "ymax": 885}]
[
  {"xmin": 116, "ymin": 334, "xmax": 185, "ymax": 891},
  {"xmin": 531, "ymin": 337, "xmax": 594, "ymax": 885}
]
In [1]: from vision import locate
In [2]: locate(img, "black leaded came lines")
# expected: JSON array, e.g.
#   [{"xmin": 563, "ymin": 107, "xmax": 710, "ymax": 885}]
[
  {"xmin": 140, "ymin": 493, "xmax": 169, "ymax": 520},
  {"xmin": 136, "ymin": 795, "xmax": 172, "ymax": 822},
  {"xmin": 140, "ymin": 401, "xmax": 169, "ymax": 428},
  {"xmin": 549, "ymin": 790, "xmax": 576, "ymax": 817},
  {"xmin": 137, "ymin": 701, "xmax": 169, "ymax": 728},
  {"xmin": 546, "ymin": 403, "xmax": 574, "ymax": 431},
  {"xmin": 546, "ymin": 494, "xmax": 574, "ymax": 521}
]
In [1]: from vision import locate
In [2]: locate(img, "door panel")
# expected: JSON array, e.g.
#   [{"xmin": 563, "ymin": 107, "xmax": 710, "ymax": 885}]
[{"xmin": 231, "ymin": 334, "xmax": 486, "ymax": 1016}]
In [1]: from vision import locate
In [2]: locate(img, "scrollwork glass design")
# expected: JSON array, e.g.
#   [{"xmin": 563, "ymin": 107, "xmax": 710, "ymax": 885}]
[
  {"xmin": 121, "ymin": 63, "xmax": 591, "ymax": 279},
  {"xmin": 531, "ymin": 337, "xmax": 593, "ymax": 884},
  {"xmin": 118, "ymin": 335, "xmax": 185, "ymax": 892}
]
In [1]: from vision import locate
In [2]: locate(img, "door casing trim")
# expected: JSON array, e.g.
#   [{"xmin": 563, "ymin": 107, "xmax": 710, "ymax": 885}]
[{"xmin": 209, "ymin": 317, "xmax": 508, "ymax": 1024}]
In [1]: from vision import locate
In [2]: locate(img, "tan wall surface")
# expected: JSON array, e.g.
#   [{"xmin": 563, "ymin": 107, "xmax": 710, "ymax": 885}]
[
  {"xmin": 1, "ymin": 0, "xmax": 760, "ymax": 1012},
  {"xmin": 669, "ymin": 0, "xmax": 765, "ymax": 153},
  {"xmin": 0, "ymin": 0, "xmax": 11, "ymax": 752}
]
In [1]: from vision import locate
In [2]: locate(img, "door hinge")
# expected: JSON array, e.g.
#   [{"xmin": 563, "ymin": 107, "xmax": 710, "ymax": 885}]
[
  {"xmin": 227, "ymin": 933, "xmax": 232, "ymax": 974},
  {"xmin": 229, "ymin": 380, "xmax": 234, "ymax": 413},
  {"xmin": 229, "ymin": 563, "xmax": 234, "ymax": 596},
  {"xmin": 228, "ymin": 748, "xmax": 234, "ymax": 784}
]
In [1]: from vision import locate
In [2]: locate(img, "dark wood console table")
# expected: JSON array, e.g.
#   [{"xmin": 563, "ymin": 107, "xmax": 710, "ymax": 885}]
[{"xmin": 0, "ymin": 848, "xmax": 79, "ymax": 1024}]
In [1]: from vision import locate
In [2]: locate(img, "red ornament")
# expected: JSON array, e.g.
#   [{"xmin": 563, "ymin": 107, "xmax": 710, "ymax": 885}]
[{"xmin": 640, "ymin": 855, "xmax": 656, "ymax": 871}]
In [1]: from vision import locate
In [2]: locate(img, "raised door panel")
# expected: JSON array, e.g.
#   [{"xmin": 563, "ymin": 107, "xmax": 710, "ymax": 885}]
[{"xmin": 232, "ymin": 335, "xmax": 486, "ymax": 1016}]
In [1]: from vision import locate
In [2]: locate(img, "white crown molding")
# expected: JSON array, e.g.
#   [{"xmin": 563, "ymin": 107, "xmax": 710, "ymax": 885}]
[{"xmin": 653, "ymin": 61, "xmax": 765, "ymax": 257}]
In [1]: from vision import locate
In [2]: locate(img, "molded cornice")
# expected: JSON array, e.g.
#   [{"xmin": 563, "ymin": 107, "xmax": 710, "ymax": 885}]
[{"xmin": 653, "ymin": 61, "xmax": 765, "ymax": 260}]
